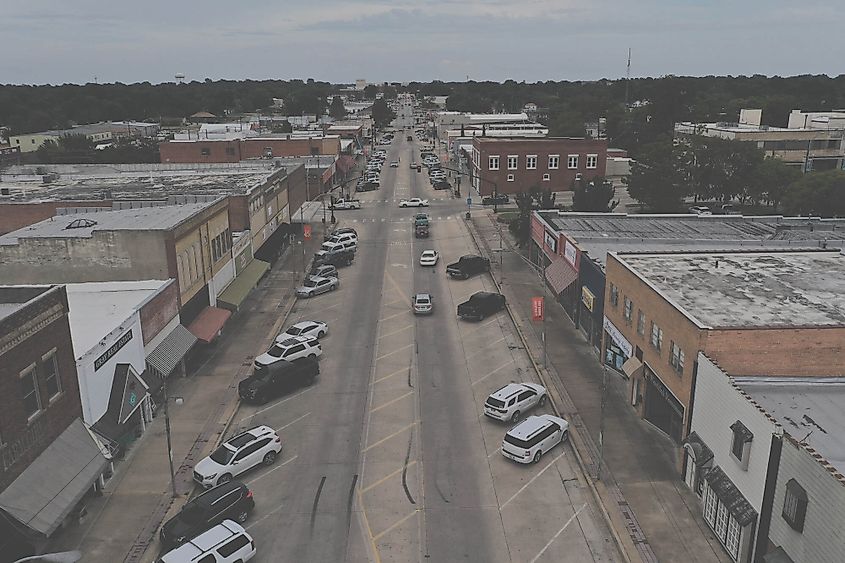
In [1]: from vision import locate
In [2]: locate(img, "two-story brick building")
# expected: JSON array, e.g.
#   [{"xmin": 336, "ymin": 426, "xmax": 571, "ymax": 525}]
[{"xmin": 159, "ymin": 135, "xmax": 341, "ymax": 163}]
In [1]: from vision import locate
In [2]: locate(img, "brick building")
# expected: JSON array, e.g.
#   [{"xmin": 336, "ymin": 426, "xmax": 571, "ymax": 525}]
[
  {"xmin": 0, "ymin": 201, "xmax": 113, "ymax": 236},
  {"xmin": 159, "ymin": 135, "xmax": 341, "ymax": 163},
  {"xmin": 603, "ymin": 250, "xmax": 845, "ymax": 444},
  {"xmin": 470, "ymin": 137, "xmax": 608, "ymax": 196}
]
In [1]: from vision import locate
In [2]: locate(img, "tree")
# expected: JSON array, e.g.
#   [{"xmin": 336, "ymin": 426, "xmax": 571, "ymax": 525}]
[
  {"xmin": 371, "ymin": 99, "xmax": 396, "ymax": 128},
  {"xmin": 782, "ymin": 170, "xmax": 845, "ymax": 217},
  {"xmin": 363, "ymin": 85, "xmax": 378, "ymax": 100},
  {"xmin": 626, "ymin": 141, "xmax": 687, "ymax": 212},
  {"xmin": 508, "ymin": 192, "xmax": 534, "ymax": 248},
  {"xmin": 572, "ymin": 177, "xmax": 619, "ymax": 212},
  {"xmin": 746, "ymin": 157, "xmax": 801, "ymax": 209},
  {"xmin": 528, "ymin": 185, "xmax": 556, "ymax": 209},
  {"xmin": 329, "ymin": 96, "xmax": 346, "ymax": 120}
]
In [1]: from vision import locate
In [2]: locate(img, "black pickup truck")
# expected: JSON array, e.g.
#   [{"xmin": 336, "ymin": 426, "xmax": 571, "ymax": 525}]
[
  {"xmin": 457, "ymin": 291, "xmax": 506, "ymax": 321},
  {"xmin": 446, "ymin": 254, "xmax": 491, "ymax": 280},
  {"xmin": 238, "ymin": 357, "xmax": 320, "ymax": 404}
]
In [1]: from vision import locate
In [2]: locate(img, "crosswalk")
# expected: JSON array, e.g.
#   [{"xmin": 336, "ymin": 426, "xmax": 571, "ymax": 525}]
[
  {"xmin": 345, "ymin": 215, "xmax": 465, "ymax": 223},
  {"xmin": 356, "ymin": 197, "xmax": 455, "ymax": 204}
]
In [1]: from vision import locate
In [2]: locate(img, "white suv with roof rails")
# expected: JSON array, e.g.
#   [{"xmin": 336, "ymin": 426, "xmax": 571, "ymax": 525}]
[
  {"xmin": 501, "ymin": 414, "xmax": 569, "ymax": 464},
  {"xmin": 157, "ymin": 519, "xmax": 256, "ymax": 563},
  {"xmin": 193, "ymin": 426, "xmax": 282, "ymax": 488},
  {"xmin": 484, "ymin": 382, "xmax": 547, "ymax": 422},
  {"xmin": 254, "ymin": 336, "xmax": 322, "ymax": 370}
]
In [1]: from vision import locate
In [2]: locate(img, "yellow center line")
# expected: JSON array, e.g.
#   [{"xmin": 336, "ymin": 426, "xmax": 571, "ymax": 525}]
[
  {"xmin": 370, "ymin": 367, "xmax": 407, "ymax": 386},
  {"xmin": 357, "ymin": 489, "xmax": 382, "ymax": 563},
  {"xmin": 370, "ymin": 391, "xmax": 414, "ymax": 413},
  {"xmin": 378, "ymin": 324, "xmax": 413, "ymax": 340},
  {"xmin": 471, "ymin": 359, "xmax": 515, "ymax": 386},
  {"xmin": 361, "ymin": 460, "xmax": 418, "ymax": 493},
  {"xmin": 375, "ymin": 343, "xmax": 413, "ymax": 361},
  {"xmin": 385, "ymin": 270, "xmax": 410, "ymax": 303},
  {"xmin": 373, "ymin": 509, "xmax": 419, "ymax": 541},
  {"xmin": 363, "ymin": 421, "xmax": 417, "ymax": 452}
]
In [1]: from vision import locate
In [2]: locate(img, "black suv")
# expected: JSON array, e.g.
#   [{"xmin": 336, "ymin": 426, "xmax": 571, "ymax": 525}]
[
  {"xmin": 432, "ymin": 180, "xmax": 452, "ymax": 191},
  {"xmin": 314, "ymin": 248, "xmax": 354, "ymax": 267},
  {"xmin": 446, "ymin": 255, "xmax": 491, "ymax": 280},
  {"xmin": 457, "ymin": 291, "xmax": 506, "ymax": 321},
  {"xmin": 482, "ymin": 194, "xmax": 509, "ymax": 205},
  {"xmin": 159, "ymin": 481, "xmax": 255, "ymax": 550},
  {"xmin": 239, "ymin": 357, "xmax": 320, "ymax": 404}
]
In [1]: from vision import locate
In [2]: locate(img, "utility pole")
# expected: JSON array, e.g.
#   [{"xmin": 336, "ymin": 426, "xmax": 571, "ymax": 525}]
[
  {"xmin": 597, "ymin": 364, "xmax": 608, "ymax": 480},
  {"xmin": 624, "ymin": 48, "xmax": 632, "ymax": 111},
  {"xmin": 162, "ymin": 377, "xmax": 177, "ymax": 498}
]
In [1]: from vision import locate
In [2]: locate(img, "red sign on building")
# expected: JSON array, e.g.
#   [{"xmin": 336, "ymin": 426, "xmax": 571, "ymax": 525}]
[
  {"xmin": 303, "ymin": 224, "xmax": 312, "ymax": 240},
  {"xmin": 531, "ymin": 297, "xmax": 544, "ymax": 321}
]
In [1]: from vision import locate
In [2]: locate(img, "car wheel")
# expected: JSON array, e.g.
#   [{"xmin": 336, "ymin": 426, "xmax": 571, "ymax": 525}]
[
  {"xmin": 218, "ymin": 473, "xmax": 233, "ymax": 485},
  {"xmin": 263, "ymin": 451, "xmax": 277, "ymax": 465},
  {"xmin": 538, "ymin": 395, "xmax": 547, "ymax": 407},
  {"xmin": 318, "ymin": 330, "xmax": 326, "ymax": 338},
  {"xmin": 533, "ymin": 450, "xmax": 542, "ymax": 464},
  {"xmin": 511, "ymin": 410, "xmax": 521, "ymax": 423},
  {"xmin": 331, "ymin": 284, "xmax": 337, "ymax": 291},
  {"xmin": 236, "ymin": 509, "xmax": 249, "ymax": 523}
]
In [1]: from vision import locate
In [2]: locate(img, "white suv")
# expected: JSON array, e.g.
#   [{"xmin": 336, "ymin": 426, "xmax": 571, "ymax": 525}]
[
  {"xmin": 501, "ymin": 414, "xmax": 569, "ymax": 464},
  {"xmin": 158, "ymin": 520, "xmax": 256, "ymax": 563},
  {"xmin": 484, "ymin": 382, "xmax": 547, "ymax": 422},
  {"xmin": 193, "ymin": 426, "xmax": 282, "ymax": 488},
  {"xmin": 254, "ymin": 336, "xmax": 321, "ymax": 371}
]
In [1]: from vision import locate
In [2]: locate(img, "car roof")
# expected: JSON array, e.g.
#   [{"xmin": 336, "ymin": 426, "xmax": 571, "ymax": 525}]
[
  {"xmin": 279, "ymin": 335, "xmax": 313, "ymax": 346},
  {"xmin": 506, "ymin": 415, "xmax": 556, "ymax": 440},
  {"xmin": 187, "ymin": 520, "xmax": 245, "ymax": 551},
  {"xmin": 226, "ymin": 425, "xmax": 274, "ymax": 447},
  {"xmin": 415, "ymin": 293, "xmax": 431, "ymax": 299},
  {"xmin": 472, "ymin": 291, "xmax": 498, "ymax": 299},
  {"xmin": 290, "ymin": 321, "xmax": 318, "ymax": 329},
  {"xmin": 194, "ymin": 480, "xmax": 245, "ymax": 506},
  {"xmin": 421, "ymin": 250, "xmax": 436, "ymax": 255},
  {"xmin": 490, "ymin": 383, "xmax": 527, "ymax": 400}
]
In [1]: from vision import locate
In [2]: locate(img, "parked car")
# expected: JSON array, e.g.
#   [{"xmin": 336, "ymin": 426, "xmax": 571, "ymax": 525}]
[
  {"xmin": 193, "ymin": 426, "xmax": 281, "ymax": 488},
  {"xmin": 419, "ymin": 250, "xmax": 439, "ymax": 266},
  {"xmin": 331, "ymin": 198, "xmax": 361, "ymax": 210},
  {"xmin": 399, "ymin": 198, "xmax": 429, "ymax": 208},
  {"xmin": 414, "ymin": 213, "xmax": 430, "ymax": 226},
  {"xmin": 457, "ymin": 291, "xmax": 506, "ymax": 321},
  {"xmin": 446, "ymin": 255, "xmax": 490, "ymax": 279},
  {"xmin": 432, "ymin": 180, "xmax": 452, "ymax": 191},
  {"xmin": 413, "ymin": 293, "xmax": 434, "ymax": 315},
  {"xmin": 309, "ymin": 264, "xmax": 337, "ymax": 279},
  {"xmin": 415, "ymin": 224, "xmax": 429, "ymax": 238},
  {"xmin": 277, "ymin": 320, "xmax": 328, "ymax": 341},
  {"xmin": 321, "ymin": 238, "xmax": 356, "ymax": 253},
  {"xmin": 157, "ymin": 519, "xmax": 256, "ymax": 563},
  {"xmin": 313, "ymin": 248, "xmax": 354, "ymax": 267},
  {"xmin": 501, "ymin": 414, "xmax": 569, "ymax": 464},
  {"xmin": 254, "ymin": 336, "xmax": 322, "ymax": 371},
  {"xmin": 482, "ymin": 194, "xmax": 509, "ymax": 205},
  {"xmin": 295, "ymin": 275, "xmax": 339, "ymax": 298},
  {"xmin": 239, "ymin": 357, "xmax": 320, "ymax": 403},
  {"xmin": 160, "ymin": 481, "xmax": 255, "ymax": 550},
  {"xmin": 357, "ymin": 182, "xmax": 379, "ymax": 192},
  {"xmin": 390, "ymin": 161, "xmax": 399, "ymax": 167},
  {"xmin": 689, "ymin": 206, "xmax": 712, "ymax": 215},
  {"xmin": 484, "ymin": 383, "xmax": 547, "ymax": 422}
]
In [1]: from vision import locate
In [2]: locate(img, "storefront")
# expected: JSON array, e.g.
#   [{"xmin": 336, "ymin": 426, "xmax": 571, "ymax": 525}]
[
  {"xmin": 603, "ymin": 316, "xmax": 632, "ymax": 372},
  {"xmin": 643, "ymin": 364, "xmax": 685, "ymax": 443},
  {"xmin": 576, "ymin": 256, "xmax": 604, "ymax": 351}
]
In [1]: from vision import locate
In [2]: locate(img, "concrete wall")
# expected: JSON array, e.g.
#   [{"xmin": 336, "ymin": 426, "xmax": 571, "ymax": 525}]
[
  {"xmin": 0, "ymin": 201, "xmax": 114, "ymax": 235},
  {"xmin": 768, "ymin": 436, "xmax": 845, "ymax": 563}
]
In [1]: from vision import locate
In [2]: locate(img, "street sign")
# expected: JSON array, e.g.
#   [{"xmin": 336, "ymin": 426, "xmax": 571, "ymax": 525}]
[
  {"xmin": 303, "ymin": 224, "xmax": 312, "ymax": 240},
  {"xmin": 531, "ymin": 297, "xmax": 544, "ymax": 321},
  {"xmin": 466, "ymin": 197, "xmax": 472, "ymax": 208}
]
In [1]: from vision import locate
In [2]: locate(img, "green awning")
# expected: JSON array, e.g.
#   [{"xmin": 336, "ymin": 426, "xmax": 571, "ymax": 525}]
[{"xmin": 217, "ymin": 259, "xmax": 270, "ymax": 310}]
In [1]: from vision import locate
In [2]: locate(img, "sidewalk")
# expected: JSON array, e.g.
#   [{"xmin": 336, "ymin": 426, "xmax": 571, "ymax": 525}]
[
  {"xmin": 47, "ymin": 227, "xmax": 327, "ymax": 563},
  {"xmin": 468, "ymin": 212, "xmax": 731, "ymax": 563}
]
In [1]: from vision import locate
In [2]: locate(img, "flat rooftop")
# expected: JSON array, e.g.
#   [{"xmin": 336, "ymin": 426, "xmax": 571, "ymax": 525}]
[
  {"xmin": 736, "ymin": 377, "xmax": 845, "ymax": 476},
  {"xmin": 0, "ymin": 285, "xmax": 55, "ymax": 322},
  {"xmin": 617, "ymin": 250, "xmax": 845, "ymax": 328}
]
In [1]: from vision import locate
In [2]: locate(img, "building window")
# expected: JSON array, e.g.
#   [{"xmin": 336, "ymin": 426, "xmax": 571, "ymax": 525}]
[
  {"xmin": 488, "ymin": 156, "xmax": 500, "ymax": 171},
  {"xmin": 650, "ymin": 322, "xmax": 663, "ymax": 352},
  {"xmin": 703, "ymin": 483, "xmax": 717, "ymax": 526},
  {"xmin": 730, "ymin": 421, "xmax": 753, "ymax": 470},
  {"xmin": 526, "ymin": 155, "xmax": 537, "ymax": 169},
  {"xmin": 542, "ymin": 174, "xmax": 550, "ymax": 181},
  {"xmin": 609, "ymin": 284, "xmax": 618, "ymax": 307},
  {"xmin": 782, "ymin": 479, "xmax": 807, "ymax": 532},
  {"xmin": 42, "ymin": 352, "xmax": 62, "ymax": 400},
  {"xmin": 586, "ymin": 154, "xmax": 598, "ymax": 169},
  {"xmin": 507, "ymin": 174, "xmax": 515, "ymax": 182},
  {"xmin": 725, "ymin": 518, "xmax": 741, "ymax": 559},
  {"xmin": 20, "ymin": 365, "xmax": 41, "ymax": 419},
  {"xmin": 507, "ymin": 155, "xmax": 518, "ymax": 170},
  {"xmin": 200, "ymin": 147, "xmax": 211, "ymax": 156},
  {"xmin": 548, "ymin": 155, "xmax": 559, "ymax": 169},
  {"xmin": 623, "ymin": 297, "xmax": 633, "ymax": 324},
  {"xmin": 567, "ymin": 154, "xmax": 579, "ymax": 169},
  {"xmin": 637, "ymin": 311, "xmax": 645, "ymax": 335},
  {"xmin": 669, "ymin": 342, "xmax": 685, "ymax": 374}
]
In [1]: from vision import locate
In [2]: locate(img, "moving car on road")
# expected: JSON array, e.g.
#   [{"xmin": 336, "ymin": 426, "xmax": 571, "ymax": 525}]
[
  {"xmin": 501, "ymin": 414, "xmax": 569, "ymax": 464},
  {"xmin": 484, "ymin": 383, "xmax": 547, "ymax": 422},
  {"xmin": 446, "ymin": 255, "xmax": 490, "ymax": 279},
  {"xmin": 457, "ymin": 291, "xmax": 506, "ymax": 321},
  {"xmin": 414, "ymin": 213, "xmax": 430, "ymax": 226},
  {"xmin": 160, "ymin": 481, "xmax": 255, "ymax": 550},
  {"xmin": 193, "ymin": 426, "xmax": 282, "ymax": 488},
  {"xmin": 415, "ymin": 224, "xmax": 429, "ymax": 238},
  {"xmin": 399, "ymin": 197, "xmax": 429, "ymax": 208},
  {"xmin": 413, "ymin": 293, "xmax": 434, "ymax": 315},
  {"xmin": 296, "ymin": 275, "xmax": 339, "ymax": 298},
  {"xmin": 239, "ymin": 357, "xmax": 320, "ymax": 403},
  {"xmin": 432, "ymin": 180, "xmax": 451, "ymax": 191},
  {"xmin": 419, "ymin": 250, "xmax": 439, "ymax": 266},
  {"xmin": 254, "ymin": 336, "xmax": 322, "ymax": 370},
  {"xmin": 330, "ymin": 198, "xmax": 361, "ymax": 210},
  {"xmin": 389, "ymin": 161, "xmax": 399, "ymax": 167}
]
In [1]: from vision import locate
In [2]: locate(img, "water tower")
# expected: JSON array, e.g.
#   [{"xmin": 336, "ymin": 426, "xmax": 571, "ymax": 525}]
[{"xmin": 175, "ymin": 73, "xmax": 185, "ymax": 84}]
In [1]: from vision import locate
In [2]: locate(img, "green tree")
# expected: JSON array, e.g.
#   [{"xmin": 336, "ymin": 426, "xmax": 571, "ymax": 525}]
[
  {"xmin": 508, "ymin": 192, "xmax": 534, "ymax": 248},
  {"xmin": 572, "ymin": 177, "xmax": 619, "ymax": 212},
  {"xmin": 782, "ymin": 170, "xmax": 845, "ymax": 217},
  {"xmin": 528, "ymin": 185, "xmax": 556, "ymax": 209},
  {"xmin": 363, "ymin": 85, "xmax": 378, "ymax": 100},
  {"xmin": 329, "ymin": 96, "xmax": 346, "ymax": 120},
  {"xmin": 626, "ymin": 141, "xmax": 686, "ymax": 212},
  {"xmin": 747, "ymin": 157, "xmax": 801, "ymax": 209},
  {"xmin": 371, "ymin": 99, "xmax": 396, "ymax": 128}
]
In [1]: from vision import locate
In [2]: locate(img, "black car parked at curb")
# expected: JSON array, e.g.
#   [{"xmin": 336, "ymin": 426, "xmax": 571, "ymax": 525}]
[
  {"xmin": 482, "ymin": 194, "xmax": 509, "ymax": 205},
  {"xmin": 446, "ymin": 255, "xmax": 491, "ymax": 280},
  {"xmin": 457, "ymin": 291, "xmax": 506, "ymax": 321},
  {"xmin": 159, "ymin": 481, "xmax": 255, "ymax": 550},
  {"xmin": 239, "ymin": 356, "xmax": 320, "ymax": 404},
  {"xmin": 314, "ymin": 248, "xmax": 354, "ymax": 267}
]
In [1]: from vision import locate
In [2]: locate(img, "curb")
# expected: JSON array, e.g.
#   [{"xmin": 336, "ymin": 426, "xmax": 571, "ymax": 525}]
[{"xmin": 463, "ymin": 216, "xmax": 637, "ymax": 563}]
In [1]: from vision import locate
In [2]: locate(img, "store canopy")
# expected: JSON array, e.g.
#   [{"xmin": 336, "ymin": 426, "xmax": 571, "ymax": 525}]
[
  {"xmin": 622, "ymin": 356, "xmax": 643, "ymax": 379},
  {"xmin": 145, "ymin": 324, "xmax": 197, "ymax": 380},
  {"xmin": 217, "ymin": 259, "xmax": 270, "ymax": 311},
  {"xmin": 545, "ymin": 258, "xmax": 578, "ymax": 295},
  {"xmin": 187, "ymin": 306, "xmax": 232, "ymax": 344},
  {"xmin": 0, "ymin": 419, "xmax": 109, "ymax": 537}
]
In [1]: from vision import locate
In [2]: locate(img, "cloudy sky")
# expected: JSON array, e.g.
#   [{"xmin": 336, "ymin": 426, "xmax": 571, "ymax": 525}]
[{"xmin": 2, "ymin": 0, "xmax": 841, "ymax": 85}]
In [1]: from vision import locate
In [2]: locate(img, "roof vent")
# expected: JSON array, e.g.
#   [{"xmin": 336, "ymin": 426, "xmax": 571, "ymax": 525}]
[{"xmin": 64, "ymin": 218, "xmax": 98, "ymax": 229}]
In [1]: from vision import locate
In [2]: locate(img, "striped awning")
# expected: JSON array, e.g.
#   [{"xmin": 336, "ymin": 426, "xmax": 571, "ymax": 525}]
[
  {"xmin": 544, "ymin": 258, "xmax": 578, "ymax": 295},
  {"xmin": 146, "ymin": 324, "xmax": 197, "ymax": 378}
]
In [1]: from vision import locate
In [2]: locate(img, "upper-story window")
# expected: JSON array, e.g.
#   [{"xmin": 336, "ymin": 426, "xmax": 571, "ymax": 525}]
[
  {"xmin": 526, "ymin": 155, "xmax": 537, "ymax": 169},
  {"xmin": 567, "ymin": 154, "xmax": 579, "ymax": 169},
  {"xmin": 637, "ymin": 311, "xmax": 646, "ymax": 335},
  {"xmin": 609, "ymin": 284, "xmax": 619, "ymax": 307},
  {"xmin": 586, "ymin": 154, "xmax": 598, "ymax": 169},
  {"xmin": 650, "ymin": 322, "xmax": 663, "ymax": 352},
  {"xmin": 782, "ymin": 478, "xmax": 807, "ymax": 533},
  {"xmin": 669, "ymin": 342, "xmax": 685, "ymax": 374},
  {"xmin": 42, "ymin": 351, "xmax": 62, "ymax": 401},
  {"xmin": 489, "ymin": 156, "xmax": 500, "ymax": 170},
  {"xmin": 623, "ymin": 297, "xmax": 633, "ymax": 324},
  {"xmin": 548, "ymin": 155, "xmax": 560, "ymax": 169},
  {"xmin": 507, "ymin": 155, "xmax": 518, "ymax": 170},
  {"xmin": 730, "ymin": 420, "xmax": 753, "ymax": 470},
  {"xmin": 20, "ymin": 364, "xmax": 42, "ymax": 420}
]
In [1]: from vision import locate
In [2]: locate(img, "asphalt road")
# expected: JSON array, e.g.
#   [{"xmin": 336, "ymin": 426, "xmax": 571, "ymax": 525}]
[{"xmin": 223, "ymin": 100, "xmax": 620, "ymax": 562}]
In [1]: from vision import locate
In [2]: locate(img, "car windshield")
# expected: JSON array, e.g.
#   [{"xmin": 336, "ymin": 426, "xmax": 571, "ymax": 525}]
[
  {"xmin": 267, "ymin": 344, "xmax": 285, "ymax": 357},
  {"xmin": 416, "ymin": 296, "xmax": 430, "ymax": 304},
  {"xmin": 487, "ymin": 397, "xmax": 506, "ymax": 408},
  {"xmin": 209, "ymin": 445, "xmax": 236, "ymax": 465},
  {"xmin": 286, "ymin": 326, "xmax": 304, "ymax": 335}
]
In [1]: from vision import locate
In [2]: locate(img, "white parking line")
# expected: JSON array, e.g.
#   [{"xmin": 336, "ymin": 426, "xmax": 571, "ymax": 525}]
[
  {"xmin": 471, "ymin": 359, "xmax": 514, "ymax": 386},
  {"xmin": 500, "ymin": 451, "xmax": 566, "ymax": 509},
  {"xmin": 245, "ymin": 502, "xmax": 286, "ymax": 530},
  {"xmin": 378, "ymin": 324, "xmax": 413, "ymax": 339},
  {"xmin": 276, "ymin": 412, "xmax": 311, "ymax": 432},
  {"xmin": 379, "ymin": 310, "xmax": 408, "ymax": 322},
  {"xmin": 375, "ymin": 343, "xmax": 413, "ymax": 361},
  {"xmin": 528, "ymin": 504, "xmax": 587, "ymax": 563},
  {"xmin": 245, "ymin": 455, "xmax": 298, "ymax": 486},
  {"xmin": 370, "ymin": 391, "xmax": 414, "ymax": 413},
  {"xmin": 239, "ymin": 388, "xmax": 313, "ymax": 423}
]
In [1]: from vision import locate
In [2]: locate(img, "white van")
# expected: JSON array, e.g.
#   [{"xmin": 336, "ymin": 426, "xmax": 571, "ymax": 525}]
[{"xmin": 157, "ymin": 520, "xmax": 255, "ymax": 563}]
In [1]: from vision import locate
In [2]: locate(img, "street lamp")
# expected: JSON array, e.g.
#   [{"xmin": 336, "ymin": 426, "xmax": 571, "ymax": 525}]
[{"xmin": 162, "ymin": 377, "xmax": 184, "ymax": 498}]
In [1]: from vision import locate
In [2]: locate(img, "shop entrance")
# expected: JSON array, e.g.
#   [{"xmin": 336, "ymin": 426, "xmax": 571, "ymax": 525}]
[{"xmin": 643, "ymin": 370, "xmax": 684, "ymax": 443}]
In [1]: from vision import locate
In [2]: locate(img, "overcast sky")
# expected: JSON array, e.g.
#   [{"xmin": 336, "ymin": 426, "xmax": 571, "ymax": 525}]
[{"xmin": 2, "ymin": 0, "xmax": 842, "ymax": 85}]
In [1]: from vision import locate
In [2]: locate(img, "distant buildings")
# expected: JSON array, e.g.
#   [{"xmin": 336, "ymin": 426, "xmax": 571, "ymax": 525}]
[{"xmin": 8, "ymin": 121, "xmax": 160, "ymax": 153}]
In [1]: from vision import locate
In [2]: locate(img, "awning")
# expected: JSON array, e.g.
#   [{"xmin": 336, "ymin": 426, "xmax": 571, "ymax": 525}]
[
  {"xmin": 0, "ymin": 419, "xmax": 108, "ymax": 536},
  {"xmin": 217, "ymin": 259, "xmax": 270, "ymax": 311},
  {"xmin": 545, "ymin": 258, "xmax": 578, "ymax": 295},
  {"xmin": 187, "ymin": 306, "xmax": 232, "ymax": 344},
  {"xmin": 622, "ymin": 356, "xmax": 644, "ymax": 379},
  {"xmin": 703, "ymin": 466, "xmax": 758, "ymax": 526},
  {"xmin": 145, "ymin": 324, "xmax": 197, "ymax": 379},
  {"xmin": 682, "ymin": 431, "xmax": 714, "ymax": 467}
]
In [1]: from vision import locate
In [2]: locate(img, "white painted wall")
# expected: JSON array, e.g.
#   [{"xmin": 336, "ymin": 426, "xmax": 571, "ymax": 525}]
[{"xmin": 210, "ymin": 255, "xmax": 235, "ymax": 297}]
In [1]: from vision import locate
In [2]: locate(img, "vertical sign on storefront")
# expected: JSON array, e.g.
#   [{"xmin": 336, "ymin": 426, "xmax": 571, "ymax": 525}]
[
  {"xmin": 303, "ymin": 224, "xmax": 312, "ymax": 240},
  {"xmin": 531, "ymin": 297, "xmax": 544, "ymax": 321}
]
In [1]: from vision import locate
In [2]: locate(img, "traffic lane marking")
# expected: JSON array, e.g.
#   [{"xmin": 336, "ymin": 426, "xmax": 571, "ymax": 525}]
[
  {"xmin": 500, "ymin": 450, "xmax": 567, "ymax": 509},
  {"xmin": 372, "ymin": 510, "xmax": 419, "ymax": 541},
  {"xmin": 375, "ymin": 343, "xmax": 413, "ymax": 361},
  {"xmin": 527, "ymin": 503, "xmax": 587, "ymax": 563},
  {"xmin": 238, "ymin": 388, "xmax": 313, "ymax": 424},
  {"xmin": 471, "ymin": 359, "xmax": 515, "ymax": 386},
  {"xmin": 370, "ymin": 390, "xmax": 414, "ymax": 413},
  {"xmin": 361, "ymin": 460, "xmax": 418, "ymax": 493},
  {"xmin": 363, "ymin": 421, "xmax": 417, "ymax": 452}
]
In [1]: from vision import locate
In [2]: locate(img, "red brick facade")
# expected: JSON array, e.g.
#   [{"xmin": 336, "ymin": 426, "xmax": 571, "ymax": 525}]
[
  {"xmin": 138, "ymin": 280, "xmax": 179, "ymax": 347},
  {"xmin": 471, "ymin": 137, "xmax": 608, "ymax": 196},
  {"xmin": 159, "ymin": 137, "xmax": 341, "ymax": 164},
  {"xmin": 0, "ymin": 286, "xmax": 83, "ymax": 491},
  {"xmin": 0, "ymin": 201, "xmax": 113, "ymax": 236}
]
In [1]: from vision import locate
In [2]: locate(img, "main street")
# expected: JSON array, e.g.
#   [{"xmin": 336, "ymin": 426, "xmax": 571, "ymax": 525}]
[{"xmin": 224, "ymin": 100, "xmax": 620, "ymax": 562}]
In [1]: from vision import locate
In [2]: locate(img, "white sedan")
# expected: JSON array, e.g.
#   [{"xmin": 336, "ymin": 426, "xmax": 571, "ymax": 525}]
[
  {"xmin": 419, "ymin": 250, "xmax": 439, "ymax": 266},
  {"xmin": 390, "ymin": 161, "xmax": 399, "ymax": 168},
  {"xmin": 277, "ymin": 320, "xmax": 328, "ymax": 342},
  {"xmin": 399, "ymin": 198, "xmax": 429, "ymax": 208}
]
